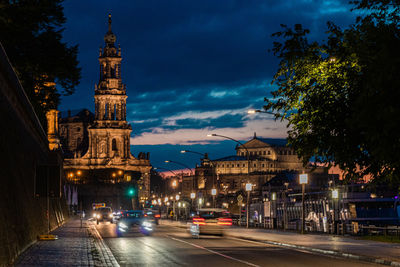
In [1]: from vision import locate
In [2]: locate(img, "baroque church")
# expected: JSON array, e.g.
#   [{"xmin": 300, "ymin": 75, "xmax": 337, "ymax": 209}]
[{"xmin": 59, "ymin": 15, "xmax": 152, "ymax": 209}]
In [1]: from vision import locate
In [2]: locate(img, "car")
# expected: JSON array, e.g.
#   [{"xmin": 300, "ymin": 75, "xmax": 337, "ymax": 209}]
[
  {"xmin": 116, "ymin": 210, "xmax": 154, "ymax": 237},
  {"xmin": 112, "ymin": 210, "xmax": 125, "ymax": 223},
  {"xmin": 94, "ymin": 207, "xmax": 113, "ymax": 224},
  {"xmin": 143, "ymin": 209, "xmax": 161, "ymax": 225},
  {"xmin": 189, "ymin": 208, "xmax": 232, "ymax": 237}
]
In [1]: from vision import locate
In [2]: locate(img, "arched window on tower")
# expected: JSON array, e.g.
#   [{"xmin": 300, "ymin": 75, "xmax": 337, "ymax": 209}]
[
  {"xmin": 112, "ymin": 139, "xmax": 117, "ymax": 151},
  {"xmin": 104, "ymin": 103, "xmax": 108, "ymax": 119}
]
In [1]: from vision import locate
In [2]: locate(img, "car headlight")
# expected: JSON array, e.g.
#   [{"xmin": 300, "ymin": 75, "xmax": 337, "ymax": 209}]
[
  {"xmin": 142, "ymin": 221, "xmax": 152, "ymax": 228},
  {"xmin": 119, "ymin": 222, "xmax": 128, "ymax": 229}
]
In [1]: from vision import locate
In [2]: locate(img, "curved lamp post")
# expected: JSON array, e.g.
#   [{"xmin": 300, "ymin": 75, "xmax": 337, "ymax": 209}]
[
  {"xmin": 181, "ymin": 149, "xmax": 215, "ymax": 206},
  {"xmin": 207, "ymin": 133, "xmax": 251, "ymax": 228},
  {"xmin": 247, "ymin": 109, "xmax": 277, "ymax": 115},
  {"xmin": 165, "ymin": 160, "xmax": 195, "ymax": 201},
  {"xmin": 165, "ymin": 160, "xmax": 193, "ymax": 175}
]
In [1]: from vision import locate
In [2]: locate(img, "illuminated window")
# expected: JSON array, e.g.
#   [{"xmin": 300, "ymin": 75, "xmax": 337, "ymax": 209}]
[{"xmin": 126, "ymin": 175, "xmax": 131, "ymax": 182}]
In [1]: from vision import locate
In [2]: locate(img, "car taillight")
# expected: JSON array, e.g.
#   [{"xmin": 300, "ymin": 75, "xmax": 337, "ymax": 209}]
[
  {"xmin": 218, "ymin": 218, "xmax": 232, "ymax": 226},
  {"xmin": 193, "ymin": 217, "xmax": 206, "ymax": 225},
  {"xmin": 155, "ymin": 214, "xmax": 161, "ymax": 218}
]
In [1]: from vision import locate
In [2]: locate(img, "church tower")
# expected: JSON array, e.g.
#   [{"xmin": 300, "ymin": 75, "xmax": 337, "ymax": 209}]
[
  {"xmin": 88, "ymin": 14, "xmax": 131, "ymax": 160},
  {"xmin": 63, "ymin": 14, "xmax": 152, "ymax": 208}
]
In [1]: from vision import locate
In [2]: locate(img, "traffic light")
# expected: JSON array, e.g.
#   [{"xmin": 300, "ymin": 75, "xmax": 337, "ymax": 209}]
[{"xmin": 128, "ymin": 188, "xmax": 135, "ymax": 196}]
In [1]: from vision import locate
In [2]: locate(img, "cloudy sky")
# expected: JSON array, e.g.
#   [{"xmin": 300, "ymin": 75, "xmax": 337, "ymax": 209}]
[{"xmin": 59, "ymin": 0, "xmax": 357, "ymax": 169}]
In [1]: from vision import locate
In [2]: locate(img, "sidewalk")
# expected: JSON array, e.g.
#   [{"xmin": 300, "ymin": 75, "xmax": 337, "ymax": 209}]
[
  {"xmin": 16, "ymin": 217, "xmax": 119, "ymax": 267},
  {"xmin": 161, "ymin": 219, "xmax": 400, "ymax": 266}
]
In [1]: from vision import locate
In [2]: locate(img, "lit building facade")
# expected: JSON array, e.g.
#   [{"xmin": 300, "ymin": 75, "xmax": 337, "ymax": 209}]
[{"xmin": 196, "ymin": 134, "xmax": 306, "ymax": 198}]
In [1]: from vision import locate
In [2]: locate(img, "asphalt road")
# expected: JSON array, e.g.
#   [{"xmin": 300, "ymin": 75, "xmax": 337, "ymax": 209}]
[{"xmin": 95, "ymin": 222, "xmax": 379, "ymax": 267}]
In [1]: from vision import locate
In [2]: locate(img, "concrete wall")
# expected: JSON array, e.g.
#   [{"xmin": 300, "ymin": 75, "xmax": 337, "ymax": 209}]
[{"xmin": 0, "ymin": 43, "xmax": 68, "ymax": 266}]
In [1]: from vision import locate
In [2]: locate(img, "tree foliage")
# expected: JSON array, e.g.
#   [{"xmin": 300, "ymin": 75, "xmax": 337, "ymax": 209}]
[
  {"xmin": 266, "ymin": 0, "xmax": 400, "ymax": 189},
  {"xmin": 0, "ymin": 0, "xmax": 80, "ymax": 123}
]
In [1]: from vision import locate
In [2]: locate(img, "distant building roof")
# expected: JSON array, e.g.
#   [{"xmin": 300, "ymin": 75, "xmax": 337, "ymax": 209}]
[
  {"xmin": 213, "ymin": 155, "xmax": 247, "ymax": 161},
  {"xmin": 256, "ymin": 138, "xmax": 287, "ymax": 146}
]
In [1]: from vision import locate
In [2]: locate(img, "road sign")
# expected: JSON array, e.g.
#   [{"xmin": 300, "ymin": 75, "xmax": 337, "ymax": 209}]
[{"xmin": 237, "ymin": 195, "xmax": 243, "ymax": 202}]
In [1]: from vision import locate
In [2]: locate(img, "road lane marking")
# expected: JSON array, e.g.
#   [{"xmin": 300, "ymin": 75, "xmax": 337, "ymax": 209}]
[{"xmin": 170, "ymin": 237, "xmax": 260, "ymax": 267}]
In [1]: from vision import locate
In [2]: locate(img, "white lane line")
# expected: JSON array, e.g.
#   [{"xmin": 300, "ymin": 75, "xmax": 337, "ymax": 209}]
[{"xmin": 170, "ymin": 237, "xmax": 260, "ymax": 267}]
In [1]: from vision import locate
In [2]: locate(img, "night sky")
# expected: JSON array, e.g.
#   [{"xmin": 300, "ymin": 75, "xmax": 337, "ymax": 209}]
[{"xmin": 59, "ymin": 0, "xmax": 356, "ymax": 170}]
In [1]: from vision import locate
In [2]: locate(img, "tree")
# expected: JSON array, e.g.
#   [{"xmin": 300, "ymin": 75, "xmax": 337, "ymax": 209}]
[
  {"xmin": 0, "ymin": 0, "xmax": 80, "ymax": 124},
  {"xmin": 266, "ymin": 1, "xmax": 400, "ymax": 190}
]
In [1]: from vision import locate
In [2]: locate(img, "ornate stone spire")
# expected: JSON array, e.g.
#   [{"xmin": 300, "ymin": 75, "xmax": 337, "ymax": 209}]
[{"xmin": 104, "ymin": 13, "xmax": 116, "ymax": 48}]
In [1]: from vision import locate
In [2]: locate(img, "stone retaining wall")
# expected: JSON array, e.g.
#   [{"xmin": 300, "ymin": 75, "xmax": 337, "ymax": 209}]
[{"xmin": 0, "ymin": 43, "xmax": 68, "ymax": 266}]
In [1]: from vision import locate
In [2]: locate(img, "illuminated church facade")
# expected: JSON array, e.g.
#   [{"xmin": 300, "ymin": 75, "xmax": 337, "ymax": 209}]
[{"xmin": 60, "ymin": 15, "xmax": 152, "ymax": 206}]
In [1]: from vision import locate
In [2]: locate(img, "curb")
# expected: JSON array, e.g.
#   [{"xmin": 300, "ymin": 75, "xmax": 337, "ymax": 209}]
[
  {"xmin": 225, "ymin": 234, "xmax": 400, "ymax": 267},
  {"xmin": 87, "ymin": 222, "xmax": 120, "ymax": 267}
]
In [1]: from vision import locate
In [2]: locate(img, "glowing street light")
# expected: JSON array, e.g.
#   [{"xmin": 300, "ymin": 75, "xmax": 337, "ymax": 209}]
[
  {"xmin": 211, "ymin": 188, "xmax": 217, "ymax": 208},
  {"xmin": 247, "ymin": 109, "xmax": 277, "ymax": 115},
  {"xmin": 190, "ymin": 192, "xmax": 196, "ymax": 199},
  {"xmin": 332, "ymin": 189, "xmax": 339, "ymax": 199},
  {"xmin": 299, "ymin": 173, "xmax": 308, "ymax": 234},
  {"xmin": 175, "ymin": 195, "xmax": 180, "ymax": 201},
  {"xmin": 211, "ymin": 188, "xmax": 217, "ymax": 196},
  {"xmin": 332, "ymin": 188, "xmax": 339, "ymax": 234},
  {"xmin": 245, "ymin": 183, "xmax": 252, "ymax": 228}
]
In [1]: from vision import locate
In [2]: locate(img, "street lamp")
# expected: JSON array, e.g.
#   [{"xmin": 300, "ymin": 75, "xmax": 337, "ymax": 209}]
[
  {"xmin": 283, "ymin": 182, "xmax": 289, "ymax": 230},
  {"xmin": 198, "ymin": 197, "xmax": 203, "ymax": 210},
  {"xmin": 245, "ymin": 183, "xmax": 252, "ymax": 228},
  {"xmin": 299, "ymin": 173, "xmax": 308, "ymax": 234},
  {"xmin": 207, "ymin": 133, "xmax": 251, "ymax": 195},
  {"xmin": 332, "ymin": 188, "xmax": 339, "ymax": 234},
  {"xmin": 247, "ymin": 109, "xmax": 277, "ymax": 115},
  {"xmin": 207, "ymin": 133, "xmax": 250, "ymax": 175},
  {"xmin": 165, "ymin": 160, "xmax": 193, "ymax": 175},
  {"xmin": 190, "ymin": 192, "xmax": 196, "ymax": 210},
  {"xmin": 181, "ymin": 149, "xmax": 216, "ymax": 201},
  {"xmin": 165, "ymin": 160, "xmax": 194, "ymax": 198},
  {"xmin": 211, "ymin": 188, "xmax": 217, "ymax": 208}
]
